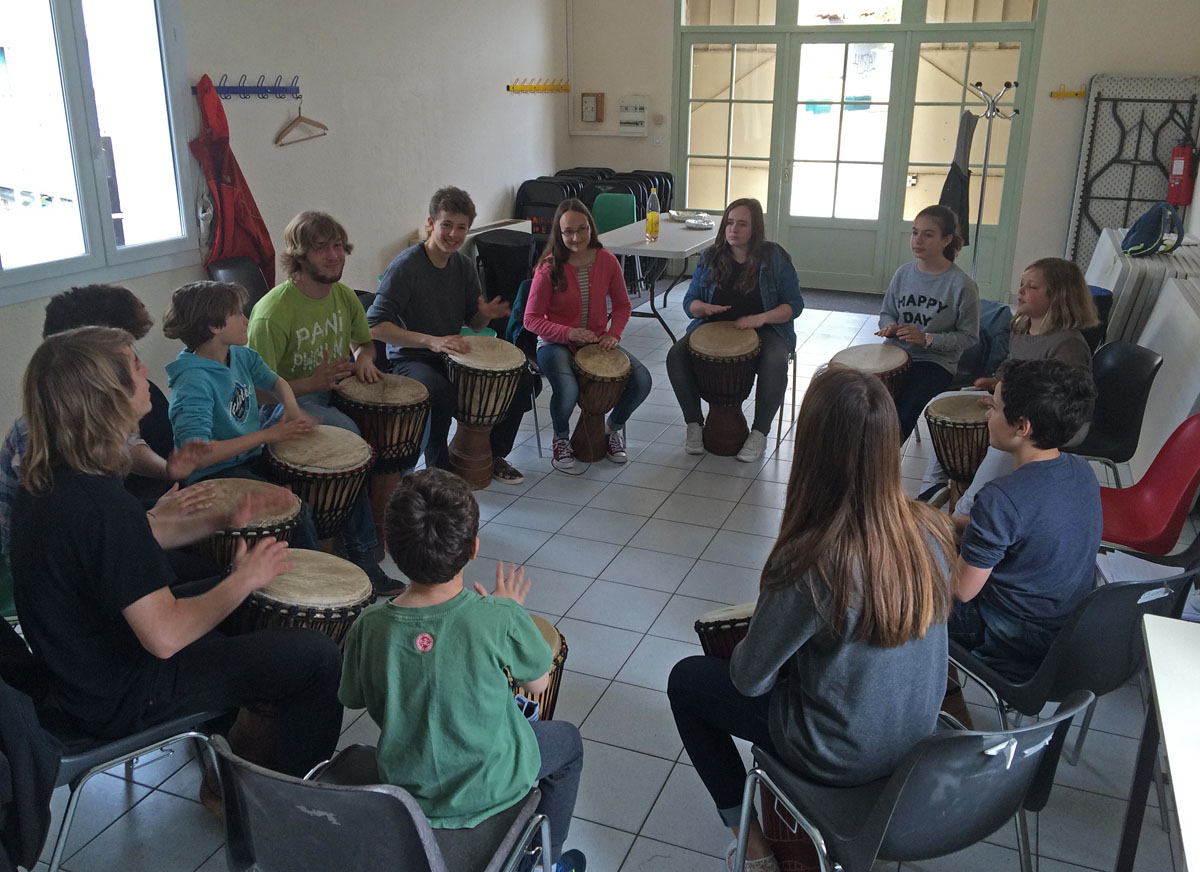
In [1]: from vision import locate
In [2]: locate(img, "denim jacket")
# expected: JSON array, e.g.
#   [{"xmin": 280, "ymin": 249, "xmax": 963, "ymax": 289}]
[{"xmin": 681, "ymin": 242, "xmax": 805, "ymax": 352}]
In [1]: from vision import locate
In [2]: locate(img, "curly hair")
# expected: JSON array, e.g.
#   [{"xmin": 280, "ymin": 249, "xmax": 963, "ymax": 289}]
[
  {"xmin": 42, "ymin": 284, "xmax": 153, "ymax": 340},
  {"xmin": 279, "ymin": 212, "xmax": 354, "ymax": 278},
  {"xmin": 385, "ymin": 469, "xmax": 480, "ymax": 584},
  {"xmin": 428, "ymin": 186, "xmax": 477, "ymax": 225}
]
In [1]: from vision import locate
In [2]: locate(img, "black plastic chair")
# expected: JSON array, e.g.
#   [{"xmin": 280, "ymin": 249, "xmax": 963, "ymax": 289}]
[
  {"xmin": 212, "ymin": 737, "xmax": 548, "ymax": 872},
  {"xmin": 732, "ymin": 692, "xmax": 1093, "ymax": 872},
  {"xmin": 1064, "ymin": 341, "xmax": 1163, "ymax": 486},
  {"xmin": 209, "ymin": 256, "xmax": 271, "ymax": 315}
]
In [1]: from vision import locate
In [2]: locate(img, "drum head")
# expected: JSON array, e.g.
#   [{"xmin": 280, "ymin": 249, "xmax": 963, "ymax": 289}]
[
  {"xmin": 530, "ymin": 614, "xmax": 562, "ymax": 653},
  {"xmin": 575, "ymin": 344, "xmax": 631, "ymax": 379},
  {"xmin": 256, "ymin": 551, "xmax": 372, "ymax": 609},
  {"xmin": 831, "ymin": 343, "xmax": 910, "ymax": 375},
  {"xmin": 927, "ymin": 394, "xmax": 990, "ymax": 424},
  {"xmin": 696, "ymin": 602, "xmax": 757, "ymax": 625},
  {"xmin": 446, "ymin": 335, "xmax": 525, "ymax": 372},
  {"xmin": 269, "ymin": 425, "xmax": 373, "ymax": 472},
  {"xmin": 337, "ymin": 373, "xmax": 429, "ymax": 407},
  {"xmin": 208, "ymin": 478, "xmax": 301, "ymax": 526},
  {"xmin": 688, "ymin": 322, "xmax": 760, "ymax": 359}
]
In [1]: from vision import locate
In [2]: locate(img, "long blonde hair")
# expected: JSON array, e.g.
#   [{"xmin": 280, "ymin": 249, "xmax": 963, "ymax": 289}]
[
  {"xmin": 22, "ymin": 327, "xmax": 139, "ymax": 494},
  {"xmin": 763, "ymin": 365, "xmax": 956, "ymax": 646},
  {"xmin": 1010, "ymin": 257, "xmax": 1099, "ymax": 335}
]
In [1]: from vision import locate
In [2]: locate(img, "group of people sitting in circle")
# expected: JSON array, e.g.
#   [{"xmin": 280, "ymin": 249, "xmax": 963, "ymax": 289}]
[{"xmin": 0, "ymin": 184, "xmax": 1104, "ymax": 872}]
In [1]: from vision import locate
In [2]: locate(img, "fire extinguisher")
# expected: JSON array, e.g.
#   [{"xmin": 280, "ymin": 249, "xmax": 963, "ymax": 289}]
[{"xmin": 1167, "ymin": 140, "xmax": 1195, "ymax": 206}]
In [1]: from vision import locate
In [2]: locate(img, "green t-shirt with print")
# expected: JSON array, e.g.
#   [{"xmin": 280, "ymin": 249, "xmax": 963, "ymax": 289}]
[
  {"xmin": 338, "ymin": 590, "xmax": 553, "ymax": 828},
  {"xmin": 247, "ymin": 280, "xmax": 373, "ymax": 383}
]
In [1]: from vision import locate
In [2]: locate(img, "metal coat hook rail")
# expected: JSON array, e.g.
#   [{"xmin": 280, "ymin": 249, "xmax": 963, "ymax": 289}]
[{"xmin": 190, "ymin": 74, "xmax": 303, "ymax": 100}]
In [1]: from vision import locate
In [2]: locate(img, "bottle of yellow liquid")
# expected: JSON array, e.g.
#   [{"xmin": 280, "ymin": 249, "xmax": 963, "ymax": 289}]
[{"xmin": 645, "ymin": 187, "xmax": 660, "ymax": 243}]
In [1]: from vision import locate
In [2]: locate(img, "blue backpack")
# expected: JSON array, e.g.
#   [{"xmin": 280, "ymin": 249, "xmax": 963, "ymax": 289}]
[{"xmin": 1121, "ymin": 201, "xmax": 1184, "ymax": 257}]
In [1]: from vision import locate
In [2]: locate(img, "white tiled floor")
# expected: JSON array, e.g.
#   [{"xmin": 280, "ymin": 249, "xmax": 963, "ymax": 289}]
[{"xmin": 36, "ymin": 294, "xmax": 1193, "ymax": 871}]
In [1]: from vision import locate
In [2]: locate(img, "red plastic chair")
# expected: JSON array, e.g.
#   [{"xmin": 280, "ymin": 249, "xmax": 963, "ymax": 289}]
[{"xmin": 1100, "ymin": 414, "xmax": 1200, "ymax": 554}]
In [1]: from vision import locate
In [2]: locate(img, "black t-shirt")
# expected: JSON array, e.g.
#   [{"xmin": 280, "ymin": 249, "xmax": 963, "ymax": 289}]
[
  {"xmin": 710, "ymin": 260, "xmax": 764, "ymax": 322},
  {"xmin": 11, "ymin": 468, "xmax": 172, "ymax": 735}
]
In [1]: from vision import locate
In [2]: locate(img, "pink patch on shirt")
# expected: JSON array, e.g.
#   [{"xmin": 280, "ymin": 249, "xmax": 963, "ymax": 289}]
[{"xmin": 414, "ymin": 632, "xmax": 434, "ymax": 653}]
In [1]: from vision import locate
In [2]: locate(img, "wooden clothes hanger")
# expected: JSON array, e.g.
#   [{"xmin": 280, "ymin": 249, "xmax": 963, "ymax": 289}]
[{"xmin": 274, "ymin": 99, "xmax": 328, "ymax": 146}]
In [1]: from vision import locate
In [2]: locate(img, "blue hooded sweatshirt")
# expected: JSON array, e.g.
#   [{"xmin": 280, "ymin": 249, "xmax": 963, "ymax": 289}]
[{"xmin": 166, "ymin": 345, "xmax": 279, "ymax": 482}]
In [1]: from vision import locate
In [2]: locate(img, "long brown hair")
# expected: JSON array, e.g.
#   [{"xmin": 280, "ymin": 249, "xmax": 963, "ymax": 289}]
[
  {"xmin": 22, "ymin": 327, "xmax": 139, "ymax": 494},
  {"xmin": 915, "ymin": 204, "xmax": 964, "ymax": 262},
  {"xmin": 708, "ymin": 198, "xmax": 767, "ymax": 295},
  {"xmin": 763, "ymin": 365, "xmax": 956, "ymax": 646},
  {"xmin": 538, "ymin": 199, "xmax": 604, "ymax": 293},
  {"xmin": 1010, "ymin": 257, "xmax": 1099, "ymax": 335}
]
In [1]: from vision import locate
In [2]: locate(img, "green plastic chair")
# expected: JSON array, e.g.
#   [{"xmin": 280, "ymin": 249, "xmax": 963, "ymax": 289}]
[
  {"xmin": 459, "ymin": 326, "xmax": 497, "ymax": 338},
  {"xmin": 591, "ymin": 193, "xmax": 637, "ymax": 234}
]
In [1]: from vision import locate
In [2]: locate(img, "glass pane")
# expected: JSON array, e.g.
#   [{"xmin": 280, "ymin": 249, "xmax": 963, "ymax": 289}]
[
  {"xmin": 798, "ymin": 0, "xmax": 900, "ymax": 24},
  {"xmin": 0, "ymin": 1, "xmax": 86, "ymax": 270},
  {"xmin": 797, "ymin": 43, "xmax": 844, "ymax": 103},
  {"xmin": 928, "ymin": 0, "xmax": 1036, "ymax": 22},
  {"xmin": 915, "ymin": 43, "xmax": 967, "ymax": 103},
  {"xmin": 795, "ymin": 105, "xmax": 840, "ymax": 160},
  {"xmin": 733, "ymin": 44, "xmax": 776, "ymax": 101},
  {"xmin": 970, "ymin": 167, "xmax": 1004, "ymax": 223},
  {"xmin": 846, "ymin": 43, "xmax": 893, "ymax": 102},
  {"xmin": 903, "ymin": 166, "xmax": 946, "ymax": 220},
  {"xmin": 834, "ymin": 163, "xmax": 883, "ymax": 219},
  {"xmin": 731, "ymin": 103, "xmax": 772, "ymax": 158},
  {"xmin": 969, "ymin": 118, "xmax": 1011, "ymax": 166},
  {"xmin": 839, "ymin": 103, "xmax": 889, "ymax": 162},
  {"xmin": 81, "ymin": 0, "xmax": 182, "ymax": 248},
  {"xmin": 967, "ymin": 43, "xmax": 1020, "ymax": 95},
  {"xmin": 909, "ymin": 105, "xmax": 962, "ymax": 163},
  {"xmin": 689, "ymin": 102, "xmax": 730, "ymax": 155},
  {"xmin": 687, "ymin": 158, "xmax": 727, "ymax": 210},
  {"xmin": 686, "ymin": 0, "xmax": 776, "ymax": 26},
  {"xmin": 730, "ymin": 160, "xmax": 770, "ymax": 210},
  {"xmin": 790, "ymin": 162, "xmax": 836, "ymax": 217},
  {"xmin": 691, "ymin": 45, "xmax": 732, "ymax": 100}
]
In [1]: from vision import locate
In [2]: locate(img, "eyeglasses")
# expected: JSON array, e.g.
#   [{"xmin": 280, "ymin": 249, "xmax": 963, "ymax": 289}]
[{"xmin": 561, "ymin": 227, "xmax": 590, "ymax": 238}]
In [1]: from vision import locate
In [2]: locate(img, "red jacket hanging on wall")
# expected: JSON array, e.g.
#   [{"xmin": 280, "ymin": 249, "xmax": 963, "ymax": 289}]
[{"xmin": 188, "ymin": 74, "xmax": 275, "ymax": 284}]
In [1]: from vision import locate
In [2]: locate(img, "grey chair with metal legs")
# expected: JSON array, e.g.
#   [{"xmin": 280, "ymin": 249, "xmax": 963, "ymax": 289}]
[
  {"xmin": 774, "ymin": 350, "xmax": 798, "ymax": 449},
  {"xmin": 732, "ymin": 692, "xmax": 1092, "ymax": 872}
]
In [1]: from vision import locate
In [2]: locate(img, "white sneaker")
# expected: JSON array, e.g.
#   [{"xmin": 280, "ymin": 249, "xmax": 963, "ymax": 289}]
[
  {"xmin": 736, "ymin": 430, "xmax": 767, "ymax": 462},
  {"xmin": 685, "ymin": 423, "xmax": 705, "ymax": 455}
]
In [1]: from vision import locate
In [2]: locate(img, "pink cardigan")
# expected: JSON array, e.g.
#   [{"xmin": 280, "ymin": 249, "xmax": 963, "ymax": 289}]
[{"xmin": 524, "ymin": 248, "xmax": 631, "ymax": 347}]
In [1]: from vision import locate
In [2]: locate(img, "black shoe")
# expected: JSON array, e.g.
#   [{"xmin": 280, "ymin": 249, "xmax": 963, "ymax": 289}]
[
  {"xmin": 916, "ymin": 483, "xmax": 945, "ymax": 503},
  {"xmin": 350, "ymin": 554, "xmax": 405, "ymax": 596}
]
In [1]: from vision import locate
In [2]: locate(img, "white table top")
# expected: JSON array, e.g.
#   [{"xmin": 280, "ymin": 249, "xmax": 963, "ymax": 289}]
[
  {"xmin": 1143, "ymin": 614, "xmax": 1200, "ymax": 866},
  {"xmin": 599, "ymin": 217, "xmax": 717, "ymax": 259}
]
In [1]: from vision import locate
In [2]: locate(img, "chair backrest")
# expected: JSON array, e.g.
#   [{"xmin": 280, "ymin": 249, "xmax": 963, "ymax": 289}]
[
  {"xmin": 580, "ymin": 179, "xmax": 640, "ymax": 214},
  {"xmin": 506, "ymin": 280, "xmax": 537, "ymax": 362},
  {"xmin": 866, "ymin": 691, "xmax": 1092, "ymax": 866},
  {"xmin": 1087, "ymin": 341, "xmax": 1163, "ymax": 460},
  {"xmin": 211, "ymin": 735, "xmax": 445, "ymax": 872},
  {"xmin": 591, "ymin": 193, "xmax": 638, "ymax": 234},
  {"xmin": 1114, "ymin": 413, "xmax": 1200, "ymax": 553},
  {"xmin": 209, "ymin": 256, "xmax": 271, "ymax": 315},
  {"xmin": 1039, "ymin": 572, "xmax": 1198, "ymax": 703}
]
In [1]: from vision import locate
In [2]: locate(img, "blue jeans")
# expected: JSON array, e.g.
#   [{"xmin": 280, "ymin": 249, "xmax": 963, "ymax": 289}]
[
  {"xmin": 530, "ymin": 720, "xmax": 584, "ymax": 863},
  {"xmin": 536, "ymin": 343, "xmax": 653, "ymax": 438},
  {"xmin": 894, "ymin": 362, "xmax": 954, "ymax": 442},
  {"xmin": 949, "ymin": 598, "xmax": 1056, "ymax": 682}
]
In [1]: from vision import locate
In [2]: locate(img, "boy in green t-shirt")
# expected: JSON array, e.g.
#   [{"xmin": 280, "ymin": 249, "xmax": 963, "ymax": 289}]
[{"xmin": 338, "ymin": 470, "xmax": 585, "ymax": 872}]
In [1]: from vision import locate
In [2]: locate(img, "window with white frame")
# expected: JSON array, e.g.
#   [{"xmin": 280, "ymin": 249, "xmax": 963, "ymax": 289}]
[{"xmin": 0, "ymin": 0, "xmax": 194, "ymax": 299}]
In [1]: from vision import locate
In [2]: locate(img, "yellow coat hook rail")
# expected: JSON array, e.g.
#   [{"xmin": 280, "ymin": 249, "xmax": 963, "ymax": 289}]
[{"xmin": 507, "ymin": 79, "xmax": 570, "ymax": 93}]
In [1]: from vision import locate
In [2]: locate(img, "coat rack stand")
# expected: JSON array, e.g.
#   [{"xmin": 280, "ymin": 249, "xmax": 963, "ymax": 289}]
[{"xmin": 967, "ymin": 80, "xmax": 1019, "ymax": 278}]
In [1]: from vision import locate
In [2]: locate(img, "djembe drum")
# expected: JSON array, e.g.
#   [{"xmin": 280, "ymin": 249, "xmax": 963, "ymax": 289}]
[
  {"xmin": 924, "ymin": 394, "xmax": 991, "ymax": 506},
  {"xmin": 693, "ymin": 602, "xmax": 818, "ymax": 871},
  {"xmin": 231, "ymin": 550, "xmax": 372, "ymax": 649},
  {"xmin": 830, "ymin": 344, "xmax": 911, "ymax": 400},
  {"xmin": 196, "ymin": 478, "xmax": 302, "ymax": 569},
  {"xmin": 570, "ymin": 344, "xmax": 631, "ymax": 463},
  {"xmin": 444, "ymin": 336, "xmax": 526, "ymax": 489},
  {"xmin": 334, "ymin": 374, "xmax": 430, "ymax": 543},
  {"xmin": 265, "ymin": 425, "xmax": 374, "ymax": 543},
  {"xmin": 508, "ymin": 615, "xmax": 569, "ymax": 721},
  {"xmin": 688, "ymin": 322, "xmax": 761, "ymax": 456}
]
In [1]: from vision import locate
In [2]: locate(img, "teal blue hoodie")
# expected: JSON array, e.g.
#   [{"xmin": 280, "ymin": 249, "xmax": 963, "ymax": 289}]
[{"xmin": 166, "ymin": 345, "xmax": 279, "ymax": 482}]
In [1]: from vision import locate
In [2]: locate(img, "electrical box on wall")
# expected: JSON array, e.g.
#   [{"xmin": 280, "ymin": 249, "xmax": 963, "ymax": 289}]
[
  {"xmin": 618, "ymin": 94, "xmax": 648, "ymax": 136},
  {"xmin": 581, "ymin": 92, "xmax": 604, "ymax": 122}
]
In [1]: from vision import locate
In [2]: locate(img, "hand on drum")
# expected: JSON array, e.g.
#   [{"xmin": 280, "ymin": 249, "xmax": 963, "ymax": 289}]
[
  {"xmin": 165, "ymin": 440, "xmax": 214, "ymax": 481},
  {"xmin": 311, "ymin": 351, "xmax": 356, "ymax": 391},
  {"xmin": 430, "ymin": 334, "xmax": 471, "ymax": 355},
  {"xmin": 875, "ymin": 323, "xmax": 901, "ymax": 338},
  {"xmin": 228, "ymin": 485, "xmax": 298, "ymax": 529},
  {"xmin": 973, "ymin": 376, "xmax": 999, "ymax": 394},
  {"xmin": 884, "ymin": 324, "xmax": 928, "ymax": 346},
  {"xmin": 150, "ymin": 481, "xmax": 216, "ymax": 519},
  {"xmin": 472, "ymin": 560, "xmax": 531, "ymax": 605},
  {"xmin": 350, "ymin": 355, "xmax": 383, "ymax": 385},
  {"xmin": 691, "ymin": 301, "xmax": 731, "ymax": 319},
  {"xmin": 733, "ymin": 314, "xmax": 765, "ymax": 331},
  {"xmin": 265, "ymin": 415, "xmax": 316, "ymax": 444},
  {"xmin": 231, "ymin": 537, "xmax": 293, "ymax": 590},
  {"xmin": 477, "ymin": 295, "xmax": 512, "ymax": 321},
  {"xmin": 596, "ymin": 334, "xmax": 619, "ymax": 351},
  {"xmin": 568, "ymin": 327, "xmax": 599, "ymax": 345}
]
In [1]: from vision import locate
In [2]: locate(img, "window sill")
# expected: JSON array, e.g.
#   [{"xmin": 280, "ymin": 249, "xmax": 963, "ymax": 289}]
[{"xmin": 0, "ymin": 246, "xmax": 204, "ymax": 308}]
